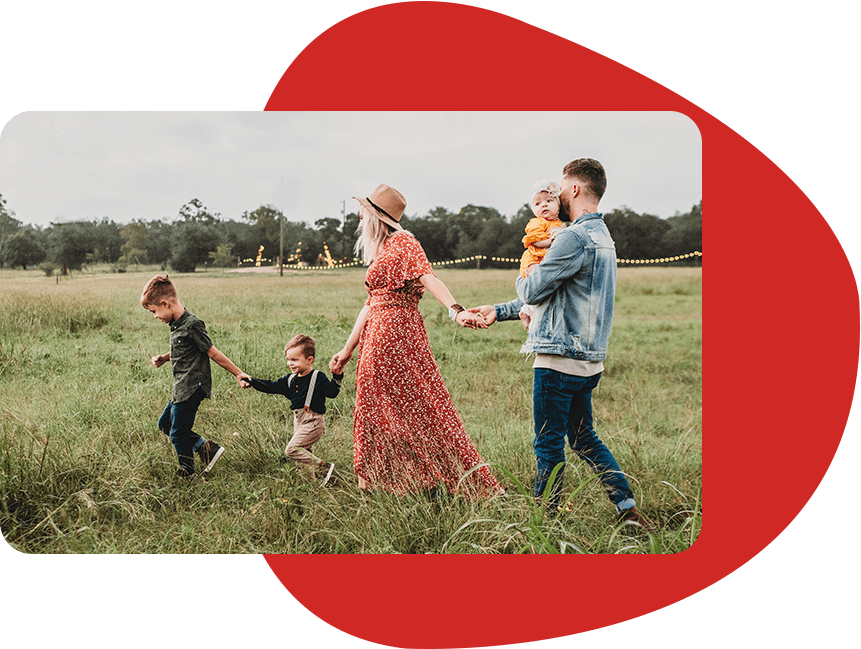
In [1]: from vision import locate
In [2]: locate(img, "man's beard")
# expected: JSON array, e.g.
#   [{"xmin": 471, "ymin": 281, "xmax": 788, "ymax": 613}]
[{"xmin": 558, "ymin": 198, "xmax": 572, "ymax": 222}]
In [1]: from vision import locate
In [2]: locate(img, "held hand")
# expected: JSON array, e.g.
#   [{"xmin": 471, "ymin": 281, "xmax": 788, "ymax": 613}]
[
  {"xmin": 456, "ymin": 310, "xmax": 487, "ymax": 330},
  {"xmin": 330, "ymin": 349, "xmax": 352, "ymax": 374},
  {"xmin": 237, "ymin": 372, "xmax": 252, "ymax": 388},
  {"xmin": 151, "ymin": 354, "xmax": 166, "ymax": 368},
  {"xmin": 466, "ymin": 305, "xmax": 497, "ymax": 326}
]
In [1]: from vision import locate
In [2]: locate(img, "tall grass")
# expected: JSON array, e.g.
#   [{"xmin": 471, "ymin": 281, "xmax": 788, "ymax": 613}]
[{"xmin": 0, "ymin": 267, "xmax": 701, "ymax": 553}]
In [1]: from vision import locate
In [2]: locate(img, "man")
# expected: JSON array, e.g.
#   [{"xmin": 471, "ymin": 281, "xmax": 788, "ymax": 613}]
[{"xmin": 471, "ymin": 158, "xmax": 650, "ymax": 527}]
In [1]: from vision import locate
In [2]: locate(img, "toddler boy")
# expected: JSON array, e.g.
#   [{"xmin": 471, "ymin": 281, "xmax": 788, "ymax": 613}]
[{"xmin": 243, "ymin": 334, "xmax": 342, "ymax": 485}]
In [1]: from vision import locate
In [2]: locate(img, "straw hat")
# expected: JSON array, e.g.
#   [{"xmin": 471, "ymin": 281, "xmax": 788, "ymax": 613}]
[{"xmin": 353, "ymin": 184, "xmax": 406, "ymax": 230}]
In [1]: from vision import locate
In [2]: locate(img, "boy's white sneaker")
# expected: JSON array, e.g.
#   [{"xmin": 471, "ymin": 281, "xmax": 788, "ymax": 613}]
[
  {"xmin": 320, "ymin": 462, "xmax": 335, "ymax": 486},
  {"xmin": 198, "ymin": 440, "xmax": 224, "ymax": 473}
]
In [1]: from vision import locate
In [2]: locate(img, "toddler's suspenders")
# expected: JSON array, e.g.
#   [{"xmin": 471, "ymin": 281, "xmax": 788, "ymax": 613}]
[
  {"xmin": 288, "ymin": 370, "xmax": 319, "ymax": 412},
  {"xmin": 304, "ymin": 370, "xmax": 319, "ymax": 412}
]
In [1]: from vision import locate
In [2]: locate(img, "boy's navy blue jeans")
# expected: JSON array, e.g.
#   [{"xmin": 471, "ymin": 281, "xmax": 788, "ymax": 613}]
[
  {"xmin": 158, "ymin": 387, "xmax": 207, "ymax": 472},
  {"xmin": 532, "ymin": 369, "xmax": 635, "ymax": 512}
]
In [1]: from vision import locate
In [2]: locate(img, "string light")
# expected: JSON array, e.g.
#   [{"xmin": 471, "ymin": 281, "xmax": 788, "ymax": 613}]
[
  {"xmin": 616, "ymin": 251, "xmax": 701, "ymax": 264},
  {"xmin": 238, "ymin": 251, "xmax": 702, "ymax": 270}
]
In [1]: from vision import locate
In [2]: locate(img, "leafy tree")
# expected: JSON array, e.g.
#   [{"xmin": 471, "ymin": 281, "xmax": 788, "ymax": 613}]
[
  {"xmin": 340, "ymin": 212, "xmax": 360, "ymax": 261},
  {"xmin": 3, "ymin": 228, "xmax": 46, "ymax": 269},
  {"xmin": 146, "ymin": 220, "xmax": 174, "ymax": 267},
  {"xmin": 179, "ymin": 198, "xmax": 220, "ymax": 224},
  {"xmin": 242, "ymin": 205, "xmax": 282, "ymax": 256},
  {"xmin": 0, "ymin": 193, "xmax": 22, "ymax": 268},
  {"xmin": 486, "ymin": 204, "xmax": 535, "ymax": 267},
  {"xmin": 208, "ymin": 243, "xmax": 236, "ymax": 270},
  {"xmin": 510, "ymin": 204, "xmax": 534, "ymax": 233},
  {"xmin": 406, "ymin": 207, "xmax": 452, "ymax": 262},
  {"xmin": 315, "ymin": 217, "xmax": 343, "ymax": 262},
  {"xmin": 280, "ymin": 220, "xmax": 319, "ymax": 265},
  {"xmin": 48, "ymin": 221, "xmax": 94, "ymax": 271},
  {"xmin": 315, "ymin": 217, "xmax": 341, "ymax": 243},
  {"xmin": 91, "ymin": 217, "xmax": 123, "ymax": 263},
  {"xmin": 218, "ymin": 219, "xmax": 257, "ymax": 263},
  {"xmin": 604, "ymin": 206, "xmax": 671, "ymax": 261},
  {"xmin": 661, "ymin": 201, "xmax": 702, "ymax": 262},
  {"xmin": 120, "ymin": 221, "xmax": 148, "ymax": 265},
  {"xmin": 170, "ymin": 222, "xmax": 220, "ymax": 273},
  {"xmin": 0, "ymin": 194, "xmax": 703, "ymax": 273},
  {"xmin": 451, "ymin": 204, "xmax": 506, "ymax": 260}
]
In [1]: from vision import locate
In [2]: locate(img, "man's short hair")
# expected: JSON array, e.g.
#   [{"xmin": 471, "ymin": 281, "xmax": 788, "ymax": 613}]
[
  {"xmin": 562, "ymin": 158, "xmax": 607, "ymax": 201},
  {"xmin": 141, "ymin": 275, "xmax": 177, "ymax": 306},
  {"xmin": 286, "ymin": 334, "xmax": 315, "ymax": 359}
]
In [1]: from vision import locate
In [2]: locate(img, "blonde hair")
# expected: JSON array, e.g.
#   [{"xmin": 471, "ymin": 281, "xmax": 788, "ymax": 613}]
[
  {"xmin": 141, "ymin": 275, "xmax": 177, "ymax": 306},
  {"xmin": 354, "ymin": 206, "xmax": 397, "ymax": 264}
]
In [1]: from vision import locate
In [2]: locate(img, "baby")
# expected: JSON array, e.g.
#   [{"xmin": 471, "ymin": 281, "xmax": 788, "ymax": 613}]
[{"xmin": 519, "ymin": 180, "xmax": 566, "ymax": 328}]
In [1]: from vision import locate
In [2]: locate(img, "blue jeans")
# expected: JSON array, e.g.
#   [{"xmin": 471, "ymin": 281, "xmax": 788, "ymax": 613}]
[
  {"xmin": 532, "ymin": 369, "xmax": 634, "ymax": 511},
  {"xmin": 158, "ymin": 387, "xmax": 207, "ymax": 472}
]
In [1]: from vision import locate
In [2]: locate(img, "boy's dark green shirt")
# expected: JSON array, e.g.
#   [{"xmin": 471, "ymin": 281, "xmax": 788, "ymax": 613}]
[{"xmin": 169, "ymin": 309, "xmax": 213, "ymax": 403}]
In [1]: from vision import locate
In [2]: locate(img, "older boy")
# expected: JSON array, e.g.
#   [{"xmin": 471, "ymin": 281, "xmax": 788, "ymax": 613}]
[{"xmin": 142, "ymin": 274, "xmax": 250, "ymax": 479}]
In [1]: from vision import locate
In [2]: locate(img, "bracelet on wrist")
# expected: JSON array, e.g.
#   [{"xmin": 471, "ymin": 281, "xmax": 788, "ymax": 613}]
[{"xmin": 448, "ymin": 303, "xmax": 465, "ymax": 321}]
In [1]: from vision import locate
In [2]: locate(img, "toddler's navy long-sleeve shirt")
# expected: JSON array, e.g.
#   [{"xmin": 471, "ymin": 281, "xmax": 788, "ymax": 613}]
[{"xmin": 248, "ymin": 370, "xmax": 343, "ymax": 414}]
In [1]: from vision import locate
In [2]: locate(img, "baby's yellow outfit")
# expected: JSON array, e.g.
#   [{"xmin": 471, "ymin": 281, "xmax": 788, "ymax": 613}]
[{"xmin": 520, "ymin": 217, "xmax": 566, "ymax": 278}]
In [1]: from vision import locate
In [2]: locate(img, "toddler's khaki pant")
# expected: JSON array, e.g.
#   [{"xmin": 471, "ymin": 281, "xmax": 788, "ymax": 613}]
[{"xmin": 288, "ymin": 409, "xmax": 325, "ymax": 469}]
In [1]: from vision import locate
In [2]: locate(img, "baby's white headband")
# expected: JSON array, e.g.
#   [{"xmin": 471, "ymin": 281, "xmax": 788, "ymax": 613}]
[{"xmin": 531, "ymin": 180, "xmax": 561, "ymax": 201}]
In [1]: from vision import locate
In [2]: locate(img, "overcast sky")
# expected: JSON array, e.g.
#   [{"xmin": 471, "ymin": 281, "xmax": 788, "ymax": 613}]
[{"xmin": 0, "ymin": 111, "xmax": 701, "ymax": 227}]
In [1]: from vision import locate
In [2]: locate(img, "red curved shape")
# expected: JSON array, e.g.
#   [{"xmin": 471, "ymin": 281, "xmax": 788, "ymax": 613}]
[{"xmin": 264, "ymin": 3, "xmax": 858, "ymax": 647}]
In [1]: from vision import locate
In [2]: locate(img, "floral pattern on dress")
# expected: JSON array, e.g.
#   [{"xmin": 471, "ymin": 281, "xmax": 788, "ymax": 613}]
[{"xmin": 353, "ymin": 232, "xmax": 501, "ymax": 497}]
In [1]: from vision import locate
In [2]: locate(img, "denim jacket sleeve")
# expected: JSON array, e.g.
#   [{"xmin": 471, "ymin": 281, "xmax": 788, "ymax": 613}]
[{"xmin": 494, "ymin": 296, "xmax": 524, "ymax": 321}]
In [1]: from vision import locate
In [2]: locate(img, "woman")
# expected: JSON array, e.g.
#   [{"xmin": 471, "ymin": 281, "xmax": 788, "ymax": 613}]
[{"xmin": 330, "ymin": 184, "xmax": 502, "ymax": 498}]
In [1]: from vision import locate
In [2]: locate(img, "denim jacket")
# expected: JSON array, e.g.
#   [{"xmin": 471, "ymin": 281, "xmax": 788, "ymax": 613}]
[{"xmin": 495, "ymin": 212, "xmax": 617, "ymax": 361}]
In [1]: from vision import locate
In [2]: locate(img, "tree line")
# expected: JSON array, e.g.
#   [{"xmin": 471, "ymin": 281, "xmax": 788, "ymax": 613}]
[{"xmin": 0, "ymin": 193, "xmax": 702, "ymax": 273}]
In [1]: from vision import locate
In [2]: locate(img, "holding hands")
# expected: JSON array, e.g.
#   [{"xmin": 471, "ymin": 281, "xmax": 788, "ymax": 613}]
[
  {"xmin": 151, "ymin": 349, "xmax": 251, "ymax": 387},
  {"xmin": 466, "ymin": 305, "xmax": 497, "ymax": 327},
  {"xmin": 329, "ymin": 351, "xmax": 351, "ymax": 376},
  {"xmin": 329, "ymin": 303, "xmax": 489, "ymax": 377},
  {"xmin": 454, "ymin": 309, "xmax": 487, "ymax": 330}
]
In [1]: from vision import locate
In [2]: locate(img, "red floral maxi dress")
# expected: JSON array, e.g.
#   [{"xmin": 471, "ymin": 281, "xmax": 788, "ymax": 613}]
[{"xmin": 353, "ymin": 231, "xmax": 501, "ymax": 497}]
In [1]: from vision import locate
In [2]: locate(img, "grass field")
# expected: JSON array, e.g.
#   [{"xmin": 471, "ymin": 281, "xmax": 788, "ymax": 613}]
[{"xmin": 0, "ymin": 265, "xmax": 701, "ymax": 554}]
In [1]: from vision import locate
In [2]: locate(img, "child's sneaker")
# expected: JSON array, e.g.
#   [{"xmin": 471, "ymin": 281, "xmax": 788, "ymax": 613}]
[
  {"xmin": 319, "ymin": 462, "xmax": 335, "ymax": 487},
  {"xmin": 197, "ymin": 440, "xmax": 225, "ymax": 474},
  {"xmin": 177, "ymin": 466, "xmax": 196, "ymax": 480},
  {"xmin": 177, "ymin": 454, "xmax": 197, "ymax": 480}
]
